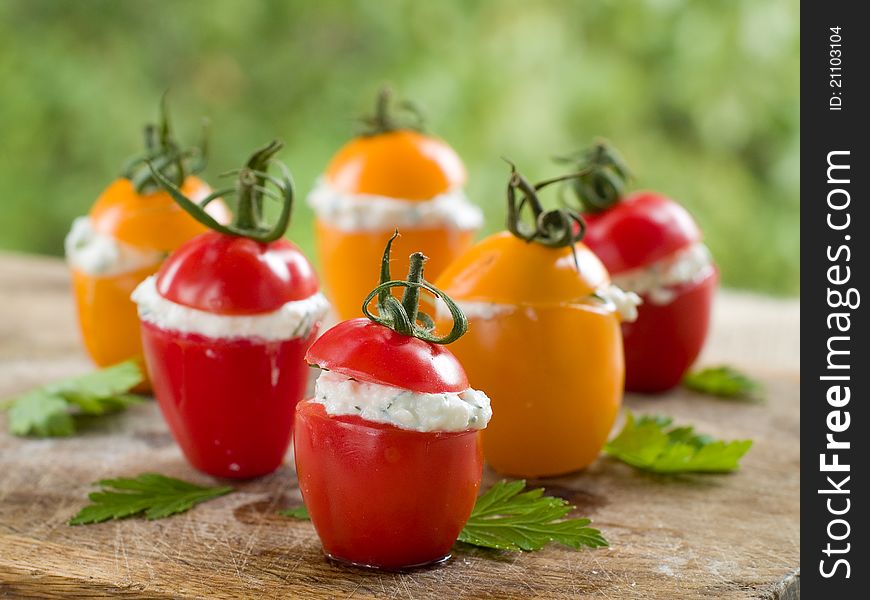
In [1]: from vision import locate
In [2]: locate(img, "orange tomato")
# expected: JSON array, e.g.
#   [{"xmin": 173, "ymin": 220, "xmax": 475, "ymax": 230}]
[
  {"xmin": 316, "ymin": 220, "xmax": 474, "ymax": 320},
  {"xmin": 435, "ymin": 232, "xmax": 624, "ymax": 477},
  {"xmin": 71, "ymin": 263, "xmax": 156, "ymax": 376},
  {"xmin": 324, "ymin": 130, "xmax": 466, "ymax": 200},
  {"xmin": 71, "ymin": 176, "xmax": 229, "ymax": 388},
  {"xmin": 90, "ymin": 176, "xmax": 227, "ymax": 250},
  {"xmin": 314, "ymin": 129, "xmax": 478, "ymax": 321}
]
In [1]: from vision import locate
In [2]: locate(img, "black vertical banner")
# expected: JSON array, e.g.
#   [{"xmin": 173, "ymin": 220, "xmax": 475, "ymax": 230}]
[{"xmin": 802, "ymin": 1, "xmax": 868, "ymax": 597}]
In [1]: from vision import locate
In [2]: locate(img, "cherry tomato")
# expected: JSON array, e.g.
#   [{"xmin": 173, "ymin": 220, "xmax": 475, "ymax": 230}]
[
  {"xmin": 295, "ymin": 234, "xmax": 486, "ymax": 569},
  {"xmin": 143, "ymin": 322, "xmax": 315, "ymax": 478},
  {"xmin": 312, "ymin": 90, "xmax": 479, "ymax": 320},
  {"xmin": 436, "ymin": 233, "xmax": 624, "ymax": 477},
  {"xmin": 325, "ymin": 129, "xmax": 466, "ymax": 200},
  {"xmin": 156, "ymin": 233, "xmax": 318, "ymax": 315},
  {"xmin": 582, "ymin": 192, "xmax": 701, "ymax": 273},
  {"xmin": 294, "ymin": 401, "xmax": 482, "ymax": 569},
  {"xmin": 143, "ymin": 235, "xmax": 320, "ymax": 478},
  {"xmin": 71, "ymin": 175, "xmax": 228, "ymax": 387},
  {"xmin": 316, "ymin": 223, "xmax": 475, "ymax": 321},
  {"xmin": 435, "ymin": 165, "xmax": 627, "ymax": 477},
  {"xmin": 136, "ymin": 141, "xmax": 323, "ymax": 478},
  {"xmin": 67, "ymin": 101, "xmax": 230, "ymax": 390},
  {"xmin": 306, "ymin": 318, "xmax": 468, "ymax": 393},
  {"xmin": 620, "ymin": 271, "xmax": 717, "ymax": 392},
  {"xmin": 582, "ymin": 191, "xmax": 716, "ymax": 393}
]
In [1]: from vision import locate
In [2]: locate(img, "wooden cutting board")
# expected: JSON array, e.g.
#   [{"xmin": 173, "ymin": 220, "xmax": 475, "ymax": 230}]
[{"xmin": 0, "ymin": 253, "xmax": 800, "ymax": 599}]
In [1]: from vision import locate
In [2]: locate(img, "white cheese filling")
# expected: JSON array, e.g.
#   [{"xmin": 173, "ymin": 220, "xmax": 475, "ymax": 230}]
[
  {"xmin": 436, "ymin": 284, "xmax": 641, "ymax": 323},
  {"xmin": 611, "ymin": 243, "xmax": 714, "ymax": 305},
  {"xmin": 131, "ymin": 276, "xmax": 329, "ymax": 341},
  {"xmin": 65, "ymin": 216, "xmax": 164, "ymax": 276},
  {"xmin": 306, "ymin": 178, "xmax": 483, "ymax": 231},
  {"xmin": 448, "ymin": 300, "xmax": 516, "ymax": 321},
  {"xmin": 312, "ymin": 369, "xmax": 492, "ymax": 433},
  {"xmin": 593, "ymin": 285, "xmax": 642, "ymax": 322}
]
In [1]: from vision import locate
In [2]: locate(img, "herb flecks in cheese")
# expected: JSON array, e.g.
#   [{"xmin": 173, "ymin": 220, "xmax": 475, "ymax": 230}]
[{"xmin": 313, "ymin": 369, "xmax": 492, "ymax": 432}]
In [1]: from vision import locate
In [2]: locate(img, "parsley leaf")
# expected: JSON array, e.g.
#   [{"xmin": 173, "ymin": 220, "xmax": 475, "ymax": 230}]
[
  {"xmin": 457, "ymin": 480, "xmax": 608, "ymax": 551},
  {"xmin": 279, "ymin": 505, "xmax": 310, "ymax": 519},
  {"xmin": 459, "ymin": 480, "xmax": 608, "ymax": 551},
  {"xmin": 604, "ymin": 412, "xmax": 752, "ymax": 474},
  {"xmin": 8, "ymin": 392, "xmax": 75, "ymax": 437},
  {"xmin": 69, "ymin": 474, "xmax": 233, "ymax": 525},
  {"xmin": 3, "ymin": 361, "xmax": 144, "ymax": 437},
  {"xmin": 280, "ymin": 480, "xmax": 607, "ymax": 553},
  {"xmin": 683, "ymin": 366, "xmax": 763, "ymax": 400}
]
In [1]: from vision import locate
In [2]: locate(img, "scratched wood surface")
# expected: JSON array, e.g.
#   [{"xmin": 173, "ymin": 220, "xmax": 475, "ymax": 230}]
[{"xmin": 0, "ymin": 252, "xmax": 800, "ymax": 599}]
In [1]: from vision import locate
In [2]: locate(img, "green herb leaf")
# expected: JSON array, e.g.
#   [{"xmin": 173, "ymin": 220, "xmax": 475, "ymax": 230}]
[
  {"xmin": 3, "ymin": 361, "xmax": 144, "ymax": 437},
  {"xmin": 69, "ymin": 474, "xmax": 233, "ymax": 525},
  {"xmin": 8, "ymin": 392, "xmax": 75, "ymax": 437},
  {"xmin": 279, "ymin": 505, "xmax": 310, "ymax": 519},
  {"xmin": 604, "ymin": 412, "xmax": 752, "ymax": 474},
  {"xmin": 44, "ymin": 361, "xmax": 143, "ymax": 398},
  {"xmin": 457, "ymin": 480, "xmax": 608, "ymax": 551},
  {"xmin": 64, "ymin": 392, "xmax": 142, "ymax": 416},
  {"xmin": 683, "ymin": 366, "xmax": 763, "ymax": 400}
]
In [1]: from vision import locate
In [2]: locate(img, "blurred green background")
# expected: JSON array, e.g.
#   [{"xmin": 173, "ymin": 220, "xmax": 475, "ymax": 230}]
[{"xmin": 0, "ymin": 0, "xmax": 799, "ymax": 295}]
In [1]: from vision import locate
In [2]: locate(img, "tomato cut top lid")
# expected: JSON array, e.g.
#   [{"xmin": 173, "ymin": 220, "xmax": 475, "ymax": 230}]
[
  {"xmin": 90, "ymin": 177, "xmax": 231, "ymax": 251},
  {"xmin": 156, "ymin": 232, "xmax": 320, "ymax": 315},
  {"xmin": 434, "ymin": 232, "xmax": 610, "ymax": 305},
  {"xmin": 582, "ymin": 192, "xmax": 702, "ymax": 275},
  {"xmin": 324, "ymin": 130, "xmax": 466, "ymax": 201},
  {"xmin": 306, "ymin": 318, "xmax": 470, "ymax": 394}
]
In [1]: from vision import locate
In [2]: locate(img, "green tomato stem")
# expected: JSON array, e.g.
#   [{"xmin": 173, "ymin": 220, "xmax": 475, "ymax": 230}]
[
  {"xmin": 122, "ymin": 94, "xmax": 208, "ymax": 195},
  {"xmin": 504, "ymin": 160, "xmax": 590, "ymax": 258},
  {"xmin": 556, "ymin": 140, "xmax": 632, "ymax": 213},
  {"xmin": 149, "ymin": 140, "xmax": 294, "ymax": 244},
  {"xmin": 361, "ymin": 231, "xmax": 467, "ymax": 345}
]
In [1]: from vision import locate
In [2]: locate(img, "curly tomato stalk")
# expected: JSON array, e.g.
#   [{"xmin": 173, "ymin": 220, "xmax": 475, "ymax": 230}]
[
  {"xmin": 504, "ymin": 161, "xmax": 600, "ymax": 269},
  {"xmin": 361, "ymin": 231, "xmax": 467, "ymax": 344},
  {"xmin": 556, "ymin": 140, "xmax": 632, "ymax": 213},
  {"xmin": 360, "ymin": 86, "xmax": 426, "ymax": 136},
  {"xmin": 149, "ymin": 140, "xmax": 293, "ymax": 243},
  {"xmin": 121, "ymin": 95, "xmax": 209, "ymax": 194}
]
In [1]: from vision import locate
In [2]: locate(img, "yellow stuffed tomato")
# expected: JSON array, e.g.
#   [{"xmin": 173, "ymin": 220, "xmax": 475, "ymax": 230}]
[
  {"xmin": 64, "ymin": 100, "xmax": 229, "ymax": 386},
  {"xmin": 435, "ymin": 163, "xmax": 639, "ymax": 477},
  {"xmin": 307, "ymin": 88, "xmax": 481, "ymax": 320}
]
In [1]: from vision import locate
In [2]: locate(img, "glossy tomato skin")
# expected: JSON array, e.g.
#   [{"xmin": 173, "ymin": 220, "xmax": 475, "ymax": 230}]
[
  {"xmin": 71, "ymin": 263, "xmax": 157, "ymax": 375},
  {"xmin": 582, "ymin": 192, "xmax": 701, "ymax": 273},
  {"xmin": 157, "ymin": 232, "xmax": 319, "ymax": 315},
  {"xmin": 306, "ymin": 318, "xmax": 469, "ymax": 394},
  {"xmin": 324, "ymin": 130, "xmax": 466, "ymax": 201},
  {"xmin": 294, "ymin": 400, "xmax": 483, "ymax": 570},
  {"xmin": 582, "ymin": 192, "xmax": 716, "ymax": 393},
  {"xmin": 141, "ymin": 231, "xmax": 322, "ymax": 478},
  {"xmin": 434, "ymin": 233, "xmax": 624, "ymax": 477},
  {"xmin": 622, "ymin": 269, "xmax": 718, "ymax": 393},
  {"xmin": 90, "ymin": 177, "xmax": 231, "ymax": 250},
  {"xmin": 142, "ymin": 322, "xmax": 318, "ymax": 478},
  {"xmin": 443, "ymin": 304, "xmax": 623, "ymax": 477},
  {"xmin": 316, "ymin": 221, "xmax": 475, "ymax": 321}
]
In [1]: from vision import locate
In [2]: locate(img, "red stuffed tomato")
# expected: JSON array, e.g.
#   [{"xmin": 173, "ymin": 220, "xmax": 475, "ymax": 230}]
[
  {"xmin": 569, "ymin": 144, "xmax": 718, "ymax": 393},
  {"xmin": 134, "ymin": 141, "xmax": 328, "ymax": 478},
  {"xmin": 295, "ymin": 233, "xmax": 490, "ymax": 570}
]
